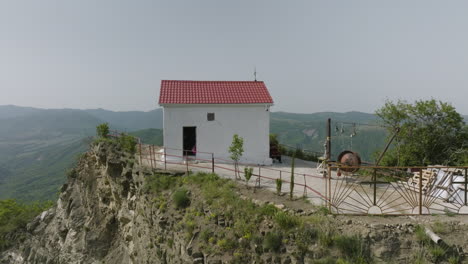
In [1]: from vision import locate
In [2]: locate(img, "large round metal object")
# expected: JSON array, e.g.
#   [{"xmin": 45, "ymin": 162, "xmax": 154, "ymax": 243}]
[{"xmin": 337, "ymin": 150, "xmax": 361, "ymax": 173}]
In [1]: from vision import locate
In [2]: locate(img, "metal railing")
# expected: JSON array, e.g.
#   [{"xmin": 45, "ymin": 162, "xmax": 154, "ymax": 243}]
[
  {"xmin": 138, "ymin": 143, "xmax": 328, "ymax": 204},
  {"xmin": 103, "ymin": 130, "xmax": 468, "ymax": 216},
  {"xmin": 326, "ymin": 164, "xmax": 468, "ymax": 215}
]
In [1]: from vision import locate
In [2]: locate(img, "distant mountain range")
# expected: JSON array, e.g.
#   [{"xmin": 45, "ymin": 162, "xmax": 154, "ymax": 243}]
[
  {"xmin": 0, "ymin": 105, "xmax": 162, "ymax": 201},
  {"xmin": 0, "ymin": 105, "xmax": 466, "ymax": 201}
]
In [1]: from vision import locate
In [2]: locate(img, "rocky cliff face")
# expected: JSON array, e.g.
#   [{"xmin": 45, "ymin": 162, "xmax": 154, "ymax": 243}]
[{"xmin": 1, "ymin": 142, "xmax": 196, "ymax": 264}]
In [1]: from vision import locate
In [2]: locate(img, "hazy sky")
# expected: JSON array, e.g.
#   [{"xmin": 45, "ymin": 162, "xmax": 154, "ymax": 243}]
[{"xmin": 1, "ymin": 0, "xmax": 467, "ymax": 114}]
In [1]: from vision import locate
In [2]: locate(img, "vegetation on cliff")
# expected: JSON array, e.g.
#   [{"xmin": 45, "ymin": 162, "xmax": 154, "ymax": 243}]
[
  {"xmin": 145, "ymin": 171, "xmax": 374, "ymax": 263},
  {"xmin": 0, "ymin": 200, "xmax": 53, "ymax": 250}
]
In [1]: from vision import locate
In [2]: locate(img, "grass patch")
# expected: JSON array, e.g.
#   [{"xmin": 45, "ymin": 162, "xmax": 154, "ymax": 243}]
[
  {"xmin": 146, "ymin": 174, "xmax": 179, "ymax": 193},
  {"xmin": 414, "ymin": 225, "xmax": 431, "ymax": 244},
  {"xmin": 274, "ymin": 211, "xmax": 300, "ymax": 230},
  {"xmin": 334, "ymin": 234, "xmax": 371, "ymax": 263},
  {"xmin": 428, "ymin": 245, "xmax": 446, "ymax": 262},
  {"xmin": 431, "ymin": 221, "xmax": 449, "ymax": 234}
]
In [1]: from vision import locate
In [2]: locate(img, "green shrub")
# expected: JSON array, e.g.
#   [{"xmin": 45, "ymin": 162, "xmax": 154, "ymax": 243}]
[
  {"xmin": 173, "ymin": 188, "xmax": 190, "ymax": 209},
  {"xmin": 275, "ymin": 178, "xmax": 282, "ymax": 195},
  {"xmin": 260, "ymin": 204, "xmax": 278, "ymax": 217},
  {"xmin": 448, "ymin": 255, "xmax": 460, "ymax": 264},
  {"xmin": 296, "ymin": 226, "xmax": 318, "ymax": 254},
  {"xmin": 96, "ymin": 123, "xmax": 110, "ymax": 138},
  {"xmin": 66, "ymin": 168, "xmax": 78, "ymax": 179},
  {"xmin": 431, "ymin": 221, "xmax": 448, "ymax": 234},
  {"xmin": 334, "ymin": 234, "xmax": 370, "ymax": 263},
  {"xmin": 244, "ymin": 167, "xmax": 253, "ymax": 185},
  {"xmin": 201, "ymin": 229, "xmax": 211, "ymax": 243},
  {"xmin": 217, "ymin": 238, "xmax": 237, "ymax": 251},
  {"xmin": 415, "ymin": 225, "xmax": 430, "ymax": 244},
  {"xmin": 274, "ymin": 211, "xmax": 299, "ymax": 230},
  {"xmin": 412, "ymin": 247, "xmax": 427, "ymax": 264},
  {"xmin": 263, "ymin": 232, "xmax": 282, "ymax": 252},
  {"xmin": 429, "ymin": 245, "xmax": 445, "ymax": 260},
  {"xmin": 316, "ymin": 205, "xmax": 331, "ymax": 215},
  {"xmin": 119, "ymin": 133, "xmax": 137, "ymax": 154},
  {"xmin": 145, "ymin": 174, "xmax": 179, "ymax": 193}
]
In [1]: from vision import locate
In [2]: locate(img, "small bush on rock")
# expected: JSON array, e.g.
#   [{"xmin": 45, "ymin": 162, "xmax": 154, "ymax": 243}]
[
  {"xmin": 173, "ymin": 188, "xmax": 190, "ymax": 209},
  {"xmin": 118, "ymin": 133, "xmax": 137, "ymax": 154},
  {"xmin": 274, "ymin": 211, "xmax": 300, "ymax": 230},
  {"xmin": 96, "ymin": 123, "xmax": 110, "ymax": 138}
]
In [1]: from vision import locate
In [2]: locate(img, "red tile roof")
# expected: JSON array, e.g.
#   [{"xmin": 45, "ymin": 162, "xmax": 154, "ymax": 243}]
[{"xmin": 159, "ymin": 80, "xmax": 274, "ymax": 105}]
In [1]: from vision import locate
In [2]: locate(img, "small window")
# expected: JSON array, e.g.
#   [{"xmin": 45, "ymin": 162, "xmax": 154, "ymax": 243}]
[{"xmin": 207, "ymin": 113, "xmax": 215, "ymax": 121}]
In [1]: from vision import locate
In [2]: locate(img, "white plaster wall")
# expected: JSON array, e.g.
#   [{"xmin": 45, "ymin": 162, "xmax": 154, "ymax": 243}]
[{"xmin": 162, "ymin": 104, "xmax": 272, "ymax": 165}]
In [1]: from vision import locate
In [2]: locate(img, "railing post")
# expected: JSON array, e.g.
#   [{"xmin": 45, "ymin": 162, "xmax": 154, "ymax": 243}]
[
  {"xmin": 419, "ymin": 168, "xmax": 423, "ymax": 215},
  {"xmin": 465, "ymin": 168, "xmax": 467, "ymax": 206},
  {"xmin": 373, "ymin": 169, "xmax": 377, "ymax": 206},
  {"xmin": 328, "ymin": 165, "xmax": 332, "ymax": 212},
  {"xmin": 185, "ymin": 150, "xmax": 189, "ymax": 176},
  {"xmin": 303, "ymin": 174, "xmax": 307, "ymax": 197},
  {"xmin": 258, "ymin": 167, "xmax": 261, "ymax": 187},
  {"xmin": 325, "ymin": 164, "xmax": 328, "ymax": 207},
  {"xmin": 164, "ymin": 148, "xmax": 167, "ymax": 170},
  {"xmin": 212, "ymin": 153, "xmax": 214, "ymax": 174}
]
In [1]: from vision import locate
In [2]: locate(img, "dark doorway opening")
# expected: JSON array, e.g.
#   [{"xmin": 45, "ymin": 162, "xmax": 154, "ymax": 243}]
[{"xmin": 183, "ymin": 126, "xmax": 196, "ymax": 156}]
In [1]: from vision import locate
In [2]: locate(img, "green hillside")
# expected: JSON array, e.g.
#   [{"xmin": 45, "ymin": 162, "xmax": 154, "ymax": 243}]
[
  {"xmin": 85, "ymin": 108, "xmax": 163, "ymax": 130},
  {"xmin": 129, "ymin": 128, "xmax": 163, "ymax": 146},
  {"xmin": 0, "ymin": 106, "xmax": 165, "ymax": 202},
  {"xmin": 0, "ymin": 109, "xmax": 99, "ymax": 201},
  {"xmin": 270, "ymin": 111, "xmax": 388, "ymax": 161}
]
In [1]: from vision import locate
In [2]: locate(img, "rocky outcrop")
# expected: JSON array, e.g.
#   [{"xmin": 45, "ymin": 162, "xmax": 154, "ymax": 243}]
[{"xmin": 1, "ymin": 142, "xmax": 194, "ymax": 264}]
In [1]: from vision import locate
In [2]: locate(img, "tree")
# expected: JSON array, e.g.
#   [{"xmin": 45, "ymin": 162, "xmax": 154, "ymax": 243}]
[
  {"xmin": 376, "ymin": 99, "xmax": 467, "ymax": 166},
  {"xmin": 96, "ymin": 123, "xmax": 110, "ymax": 138},
  {"xmin": 290, "ymin": 155, "xmax": 295, "ymax": 200},
  {"xmin": 229, "ymin": 134, "xmax": 244, "ymax": 179}
]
